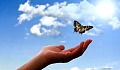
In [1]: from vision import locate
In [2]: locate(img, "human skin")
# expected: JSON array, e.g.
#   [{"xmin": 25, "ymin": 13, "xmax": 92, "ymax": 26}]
[{"xmin": 18, "ymin": 39, "xmax": 92, "ymax": 70}]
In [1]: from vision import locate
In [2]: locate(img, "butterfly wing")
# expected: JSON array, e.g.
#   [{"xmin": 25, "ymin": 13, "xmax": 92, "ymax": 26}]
[
  {"xmin": 74, "ymin": 20, "xmax": 81, "ymax": 32},
  {"xmin": 79, "ymin": 26, "xmax": 93, "ymax": 34},
  {"xmin": 74, "ymin": 20, "xmax": 81, "ymax": 27},
  {"xmin": 84, "ymin": 26, "xmax": 93, "ymax": 31}
]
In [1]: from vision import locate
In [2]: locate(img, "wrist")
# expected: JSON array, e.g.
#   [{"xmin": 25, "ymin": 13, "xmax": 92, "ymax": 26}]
[
  {"xmin": 18, "ymin": 52, "xmax": 50, "ymax": 70},
  {"xmin": 33, "ymin": 52, "xmax": 50, "ymax": 69}
]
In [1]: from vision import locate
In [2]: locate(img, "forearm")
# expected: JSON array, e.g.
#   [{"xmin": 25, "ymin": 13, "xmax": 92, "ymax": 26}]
[{"xmin": 17, "ymin": 53, "xmax": 49, "ymax": 70}]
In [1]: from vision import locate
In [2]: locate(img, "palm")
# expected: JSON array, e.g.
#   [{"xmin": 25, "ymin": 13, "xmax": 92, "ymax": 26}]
[{"xmin": 41, "ymin": 39, "xmax": 92, "ymax": 63}]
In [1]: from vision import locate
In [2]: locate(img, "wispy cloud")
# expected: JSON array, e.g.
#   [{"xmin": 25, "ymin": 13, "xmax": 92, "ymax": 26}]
[
  {"xmin": 84, "ymin": 22, "xmax": 102, "ymax": 36},
  {"xmin": 24, "ymin": 37, "xmax": 28, "ymax": 39},
  {"xmin": 60, "ymin": 40, "xmax": 66, "ymax": 43},
  {"xmin": 26, "ymin": 33, "xmax": 30, "ymax": 36},
  {"xmin": 70, "ymin": 66, "xmax": 113, "ymax": 70},
  {"xmin": 85, "ymin": 66, "xmax": 113, "ymax": 70},
  {"xmin": 109, "ymin": 17, "xmax": 120, "ymax": 30}
]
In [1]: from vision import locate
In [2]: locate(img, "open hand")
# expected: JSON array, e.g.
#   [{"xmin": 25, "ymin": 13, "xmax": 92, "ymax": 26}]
[{"xmin": 40, "ymin": 39, "xmax": 92, "ymax": 63}]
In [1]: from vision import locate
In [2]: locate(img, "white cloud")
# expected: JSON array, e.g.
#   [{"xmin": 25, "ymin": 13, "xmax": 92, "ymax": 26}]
[
  {"xmin": 30, "ymin": 24, "xmax": 43, "ymax": 36},
  {"xmin": 42, "ymin": 26, "xmax": 61, "ymax": 36},
  {"xmin": 109, "ymin": 17, "xmax": 120, "ymax": 30},
  {"xmin": 18, "ymin": 0, "xmax": 35, "ymax": 13},
  {"xmin": 18, "ymin": 0, "xmax": 48, "ymax": 24},
  {"xmin": 26, "ymin": 33, "xmax": 30, "ymax": 36},
  {"xmin": 40, "ymin": 16, "xmax": 66, "ymax": 27},
  {"xmin": 30, "ymin": 23, "xmax": 61, "ymax": 36},
  {"xmin": 70, "ymin": 66, "xmax": 113, "ymax": 70},
  {"xmin": 102, "ymin": 66, "xmax": 113, "ymax": 70},
  {"xmin": 18, "ymin": 0, "xmax": 120, "ymax": 36},
  {"xmin": 60, "ymin": 40, "xmax": 66, "ymax": 43},
  {"xmin": 18, "ymin": 0, "xmax": 96, "ymax": 24},
  {"xmin": 84, "ymin": 32, "xmax": 98, "ymax": 36},
  {"xmin": 85, "ymin": 67, "xmax": 98, "ymax": 70},
  {"xmin": 18, "ymin": 0, "xmax": 98, "ymax": 36},
  {"xmin": 71, "ymin": 67, "xmax": 80, "ymax": 70},
  {"xmin": 30, "ymin": 16, "xmax": 64, "ymax": 36},
  {"xmin": 18, "ymin": 1, "xmax": 35, "ymax": 24},
  {"xmin": 85, "ymin": 66, "xmax": 113, "ymax": 70}
]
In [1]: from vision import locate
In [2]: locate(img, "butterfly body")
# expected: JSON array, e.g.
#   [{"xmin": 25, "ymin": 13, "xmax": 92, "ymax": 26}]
[{"xmin": 74, "ymin": 20, "xmax": 93, "ymax": 34}]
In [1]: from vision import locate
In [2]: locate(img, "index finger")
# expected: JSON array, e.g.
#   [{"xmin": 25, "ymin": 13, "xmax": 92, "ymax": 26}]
[{"xmin": 79, "ymin": 39, "xmax": 92, "ymax": 56}]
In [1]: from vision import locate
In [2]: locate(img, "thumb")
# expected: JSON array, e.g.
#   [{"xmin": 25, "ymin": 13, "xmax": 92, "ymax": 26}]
[{"xmin": 56, "ymin": 45, "xmax": 65, "ymax": 50}]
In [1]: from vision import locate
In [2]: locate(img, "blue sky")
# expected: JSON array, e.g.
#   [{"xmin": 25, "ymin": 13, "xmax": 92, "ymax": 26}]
[{"xmin": 0, "ymin": 0, "xmax": 120, "ymax": 70}]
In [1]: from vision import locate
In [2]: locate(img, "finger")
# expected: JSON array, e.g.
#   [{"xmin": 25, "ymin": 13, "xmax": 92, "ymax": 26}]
[
  {"xmin": 55, "ymin": 45, "xmax": 65, "ymax": 50},
  {"xmin": 79, "ymin": 39, "xmax": 92, "ymax": 56},
  {"xmin": 66, "ymin": 41, "xmax": 84, "ymax": 52},
  {"xmin": 71, "ymin": 41, "xmax": 84, "ymax": 58},
  {"xmin": 65, "ymin": 42, "xmax": 84, "ymax": 60}
]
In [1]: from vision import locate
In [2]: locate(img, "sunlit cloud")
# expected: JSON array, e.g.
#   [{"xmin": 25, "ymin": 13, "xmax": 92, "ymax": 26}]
[
  {"xmin": 109, "ymin": 17, "xmax": 120, "ymax": 30},
  {"xmin": 96, "ymin": 1, "xmax": 115, "ymax": 18}
]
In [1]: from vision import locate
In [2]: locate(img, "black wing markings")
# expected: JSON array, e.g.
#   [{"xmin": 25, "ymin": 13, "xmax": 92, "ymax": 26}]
[{"xmin": 74, "ymin": 20, "xmax": 93, "ymax": 34}]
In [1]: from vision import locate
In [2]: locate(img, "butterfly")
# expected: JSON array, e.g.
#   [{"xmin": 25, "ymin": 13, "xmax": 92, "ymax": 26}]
[{"xmin": 74, "ymin": 20, "xmax": 93, "ymax": 34}]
